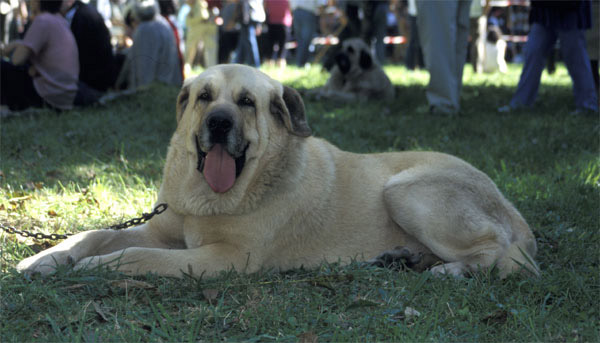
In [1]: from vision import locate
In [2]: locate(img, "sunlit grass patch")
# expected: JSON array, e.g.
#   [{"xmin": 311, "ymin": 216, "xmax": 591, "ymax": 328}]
[{"xmin": 1, "ymin": 63, "xmax": 598, "ymax": 342}]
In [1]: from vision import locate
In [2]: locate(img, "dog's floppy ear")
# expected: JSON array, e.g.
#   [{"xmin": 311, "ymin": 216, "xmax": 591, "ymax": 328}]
[
  {"xmin": 176, "ymin": 83, "xmax": 191, "ymax": 123},
  {"xmin": 270, "ymin": 85, "xmax": 312, "ymax": 137},
  {"xmin": 335, "ymin": 52, "xmax": 351, "ymax": 74},
  {"xmin": 359, "ymin": 49, "xmax": 373, "ymax": 70}
]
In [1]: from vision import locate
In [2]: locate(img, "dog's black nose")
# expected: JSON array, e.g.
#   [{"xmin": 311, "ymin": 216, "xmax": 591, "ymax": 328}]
[
  {"xmin": 206, "ymin": 111, "xmax": 234, "ymax": 143},
  {"xmin": 207, "ymin": 112, "xmax": 233, "ymax": 133}
]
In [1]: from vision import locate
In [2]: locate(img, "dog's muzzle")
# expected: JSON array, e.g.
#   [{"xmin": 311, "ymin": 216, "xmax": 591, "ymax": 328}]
[
  {"xmin": 206, "ymin": 111, "xmax": 233, "ymax": 144},
  {"xmin": 195, "ymin": 111, "xmax": 248, "ymax": 193}
]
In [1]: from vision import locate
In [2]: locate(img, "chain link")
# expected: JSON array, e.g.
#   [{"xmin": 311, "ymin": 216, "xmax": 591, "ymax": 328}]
[{"xmin": 0, "ymin": 203, "xmax": 168, "ymax": 241}]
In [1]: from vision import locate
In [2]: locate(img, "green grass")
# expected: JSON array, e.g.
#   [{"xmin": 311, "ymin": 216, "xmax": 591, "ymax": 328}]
[{"xmin": 1, "ymin": 63, "xmax": 598, "ymax": 342}]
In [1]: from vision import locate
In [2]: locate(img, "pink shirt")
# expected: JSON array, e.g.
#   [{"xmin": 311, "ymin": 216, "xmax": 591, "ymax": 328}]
[
  {"xmin": 265, "ymin": 0, "xmax": 292, "ymax": 27},
  {"xmin": 22, "ymin": 13, "xmax": 79, "ymax": 110}
]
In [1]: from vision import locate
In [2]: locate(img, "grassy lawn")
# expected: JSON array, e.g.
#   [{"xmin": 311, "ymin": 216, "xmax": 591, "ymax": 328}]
[{"xmin": 1, "ymin": 63, "xmax": 598, "ymax": 342}]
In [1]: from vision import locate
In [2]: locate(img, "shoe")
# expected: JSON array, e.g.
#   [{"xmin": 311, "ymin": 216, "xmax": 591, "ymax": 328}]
[
  {"xmin": 0, "ymin": 105, "xmax": 13, "ymax": 118},
  {"xmin": 429, "ymin": 105, "xmax": 457, "ymax": 116},
  {"xmin": 497, "ymin": 104, "xmax": 513, "ymax": 113},
  {"xmin": 570, "ymin": 107, "xmax": 599, "ymax": 116}
]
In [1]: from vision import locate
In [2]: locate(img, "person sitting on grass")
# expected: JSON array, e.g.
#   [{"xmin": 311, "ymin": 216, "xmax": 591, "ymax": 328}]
[
  {"xmin": 115, "ymin": 0, "xmax": 183, "ymax": 91},
  {"xmin": 0, "ymin": 0, "xmax": 79, "ymax": 111},
  {"xmin": 61, "ymin": 0, "xmax": 118, "ymax": 95}
]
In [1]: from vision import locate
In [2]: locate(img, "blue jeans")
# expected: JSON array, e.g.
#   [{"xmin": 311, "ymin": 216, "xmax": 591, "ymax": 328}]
[
  {"xmin": 292, "ymin": 8, "xmax": 317, "ymax": 67},
  {"xmin": 372, "ymin": 2, "xmax": 388, "ymax": 64},
  {"xmin": 510, "ymin": 23, "xmax": 598, "ymax": 111},
  {"xmin": 233, "ymin": 22, "xmax": 260, "ymax": 68}
]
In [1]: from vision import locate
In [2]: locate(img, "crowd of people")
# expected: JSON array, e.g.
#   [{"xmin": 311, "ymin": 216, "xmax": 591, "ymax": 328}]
[{"xmin": 0, "ymin": 0, "xmax": 597, "ymax": 114}]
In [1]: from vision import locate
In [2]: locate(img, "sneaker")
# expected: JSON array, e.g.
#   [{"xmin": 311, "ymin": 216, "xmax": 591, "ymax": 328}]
[
  {"xmin": 0, "ymin": 105, "xmax": 13, "ymax": 118},
  {"xmin": 429, "ymin": 105, "xmax": 457, "ymax": 116},
  {"xmin": 497, "ymin": 104, "xmax": 514, "ymax": 113},
  {"xmin": 570, "ymin": 107, "xmax": 599, "ymax": 116}
]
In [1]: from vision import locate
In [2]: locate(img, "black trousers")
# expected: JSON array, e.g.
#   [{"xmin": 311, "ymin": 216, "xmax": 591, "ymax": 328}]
[
  {"xmin": 265, "ymin": 24, "xmax": 289, "ymax": 60},
  {"xmin": 1, "ymin": 60, "xmax": 44, "ymax": 111},
  {"xmin": 1, "ymin": 60, "xmax": 102, "ymax": 110}
]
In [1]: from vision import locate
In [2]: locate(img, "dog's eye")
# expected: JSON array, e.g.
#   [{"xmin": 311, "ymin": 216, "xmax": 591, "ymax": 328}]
[
  {"xmin": 239, "ymin": 96, "xmax": 254, "ymax": 107},
  {"xmin": 198, "ymin": 91, "xmax": 211, "ymax": 102}
]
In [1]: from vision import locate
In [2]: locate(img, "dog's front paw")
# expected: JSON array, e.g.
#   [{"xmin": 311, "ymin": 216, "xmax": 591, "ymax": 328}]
[{"xmin": 17, "ymin": 251, "xmax": 76, "ymax": 276}]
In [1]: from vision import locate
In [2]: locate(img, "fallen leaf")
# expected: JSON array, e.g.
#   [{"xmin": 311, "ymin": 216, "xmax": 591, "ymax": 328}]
[
  {"xmin": 202, "ymin": 288, "xmax": 219, "ymax": 305},
  {"xmin": 93, "ymin": 301, "xmax": 109, "ymax": 322},
  {"xmin": 47, "ymin": 210, "xmax": 58, "ymax": 217},
  {"xmin": 404, "ymin": 307, "xmax": 421, "ymax": 318},
  {"xmin": 8, "ymin": 195, "xmax": 32, "ymax": 203},
  {"xmin": 298, "ymin": 331, "xmax": 318, "ymax": 343},
  {"xmin": 346, "ymin": 297, "xmax": 380, "ymax": 310},
  {"xmin": 63, "ymin": 284, "xmax": 87, "ymax": 291}
]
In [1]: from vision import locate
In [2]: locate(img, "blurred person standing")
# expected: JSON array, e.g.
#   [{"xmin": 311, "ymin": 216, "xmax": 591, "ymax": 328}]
[
  {"xmin": 158, "ymin": 0, "xmax": 184, "ymax": 80},
  {"xmin": 499, "ymin": 0, "xmax": 598, "ymax": 113},
  {"xmin": 1, "ymin": 0, "xmax": 79, "ymax": 111},
  {"xmin": 364, "ymin": 0, "xmax": 389, "ymax": 64},
  {"xmin": 404, "ymin": 0, "xmax": 423, "ymax": 70},
  {"xmin": 185, "ymin": 0, "xmax": 218, "ymax": 72},
  {"xmin": 290, "ymin": 0, "xmax": 321, "ymax": 67},
  {"xmin": 1, "ymin": 0, "xmax": 28, "ymax": 43},
  {"xmin": 217, "ymin": 0, "xmax": 240, "ymax": 63},
  {"xmin": 319, "ymin": 0, "xmax": 345, "ymax": 37},
  {"xmin": 417, "ymin": 0, "xmax": 472, "ymax": 115},
  {"xmin": 317, "ymin": 0, "xmax": 346, "ymax": 69},
  {"xmin": 468, "ymin": 0, "xmax": 484, "ymax": 73},
  {"xmin": 96, "ymin": 0, "xmax": 113, "ymax": 29},
  {"xmin": 233, "ymin": 0, "xmax": 265, "ymax": 67},
  {"xmin": 116, "ymin": 0, "xmax": 182, "ymax": 90},
  {"xmin": 585, "ymin": 0, "xmax": 598, "ymax": 90},
  {"xmin": 264, "ymin": 0, "xmax": 292, "ymax": 68},
  {"xmin": 176, "ymin": 0, "xmax": 191, "ymax": 38}
]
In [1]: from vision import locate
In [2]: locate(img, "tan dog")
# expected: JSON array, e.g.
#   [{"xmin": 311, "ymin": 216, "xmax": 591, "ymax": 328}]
[
  {"xmin": 17, "ymin": 65, "xmax": 538, "ymax": 278},
  {"xmin": 312, "ymin": 38, "xmax": 395, "ymax": 102}
]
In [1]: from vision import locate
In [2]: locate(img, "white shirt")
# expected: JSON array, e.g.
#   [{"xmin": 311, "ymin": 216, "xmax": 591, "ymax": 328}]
[{"xmin": 483, "ymin": 39, "xmax": 507, "ymax": 73}]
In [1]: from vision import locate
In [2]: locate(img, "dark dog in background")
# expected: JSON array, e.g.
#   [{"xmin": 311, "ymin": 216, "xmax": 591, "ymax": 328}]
[{"xmin": 310, "ymin": 38, "xmax": 395, "ymax": 102}]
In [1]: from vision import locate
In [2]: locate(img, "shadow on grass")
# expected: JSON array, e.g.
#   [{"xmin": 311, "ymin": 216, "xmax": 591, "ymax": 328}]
[
  {"xmin": 1, "ymin": 85, "xmax": 180, "ymax": 189},
  {"xmin": 0, "ymin": 81, "xmax": 596, "ymax": 192}
]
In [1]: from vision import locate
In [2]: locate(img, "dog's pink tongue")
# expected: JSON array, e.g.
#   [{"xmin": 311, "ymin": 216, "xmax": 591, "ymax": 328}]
[{"xmin": 203, "ymin": 144, "xmax": 236, "ymax": 193}]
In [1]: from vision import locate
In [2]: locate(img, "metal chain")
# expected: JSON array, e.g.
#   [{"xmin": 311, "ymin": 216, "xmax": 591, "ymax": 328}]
[{"xmin": 0, "ymin": 203, "xmax": 168, "ymax": 241}]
